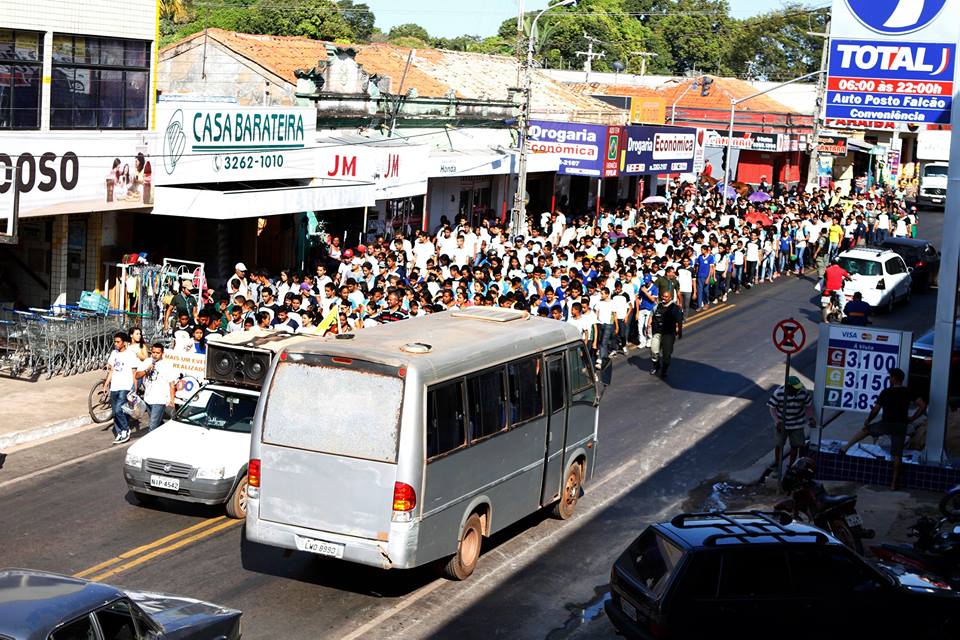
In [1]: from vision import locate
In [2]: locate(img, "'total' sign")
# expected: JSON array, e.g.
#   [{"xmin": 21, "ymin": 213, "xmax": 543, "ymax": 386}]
[{"xmin": 826, "ymin": 0, "xmax": 960, "ymax": 125}]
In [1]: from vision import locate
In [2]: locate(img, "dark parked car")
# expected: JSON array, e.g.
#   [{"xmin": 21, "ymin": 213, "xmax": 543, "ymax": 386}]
[
  {"xmin": 0, "ymin": 569, "xmax": 241, "ymax": 640},
  {"xmin": 606, "ymin": 511, "xmax": 960, "ymax": 639},
  {"xmin": 877, "ymin": 237, "xmax": 940, "ymax": 291},
  {"xmin": 909, "ymin": 321, "xmax": 960, "ymax": 406}
]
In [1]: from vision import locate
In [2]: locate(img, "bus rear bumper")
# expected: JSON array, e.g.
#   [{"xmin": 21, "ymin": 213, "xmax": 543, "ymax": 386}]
[{"xmin": 245, "ymin": 500, "xmax": 419, "ymax": 569}]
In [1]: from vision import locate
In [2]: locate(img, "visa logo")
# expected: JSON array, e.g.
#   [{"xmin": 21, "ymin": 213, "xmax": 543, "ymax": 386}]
[
  {"xmin": 836, "ymin": 44, "xmax": 951, "ymax": 76},
  {"xmin": 842, "ymin": 331, "xmax": 860, "ymax": 338}
]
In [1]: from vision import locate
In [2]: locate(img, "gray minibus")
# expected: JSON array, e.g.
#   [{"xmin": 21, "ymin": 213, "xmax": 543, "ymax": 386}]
[{"xmin": 244, "ymin": 307, "xmax": 606, "ymax": 579}]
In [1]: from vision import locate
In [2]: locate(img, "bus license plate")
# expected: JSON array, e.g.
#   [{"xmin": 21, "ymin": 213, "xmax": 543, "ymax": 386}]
[
  {"xmin": 149, "ymin": 475, "xmax": 180, "ymax": 491},
  {"xmin": 297, "ymin": 536, "xmax": 344, "ymax": 559},
  {"xmin": 845, "ymin": 514, "xmax": 863, "ymax": 528}
]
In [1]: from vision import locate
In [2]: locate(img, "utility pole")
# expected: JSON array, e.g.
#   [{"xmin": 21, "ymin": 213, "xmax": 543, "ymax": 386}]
[
  {"xmin": 576, "ymin": 34, "xmax": 605, "ymax": 83},
  {"xmin": 513, "ymin": 0, "xmax": 577, "ymax": 236},
  {"xmin": 515, "ymin": 0, "xmax": 526, "ymax": 86},
  {"xmin": 805, "ymin": 18, "xmax": 831, "ymax": 192},
  {"xmin": 630, "ymin": 51, "xmax": 658, "ymax": 77}
]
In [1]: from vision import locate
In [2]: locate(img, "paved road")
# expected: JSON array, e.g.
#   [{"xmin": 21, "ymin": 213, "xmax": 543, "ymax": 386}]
[{"xmin": 0, "ymin": 211, "xmax": 946, "ymax": 639}]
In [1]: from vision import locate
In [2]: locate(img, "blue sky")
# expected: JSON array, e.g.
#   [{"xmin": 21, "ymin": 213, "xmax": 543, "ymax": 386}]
[{"xmin": 366, "ymin": 0, "xmax": 800, "ymax": 38}]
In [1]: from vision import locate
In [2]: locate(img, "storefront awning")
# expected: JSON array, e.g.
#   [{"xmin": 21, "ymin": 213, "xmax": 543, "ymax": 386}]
[
  {"xmin": 427, "ymin": 149, "xmax": 560, "ymax": 178},
  {"xmin": 847, "ymin": 138, "xmax": 875, "ymax": 153},
  {"xmin": 315, "ymin": 135, "xmax": 429, "ymax": 201},
  {"xmin": 152, "ymin": 179, "xmax": 376, "ymax": 219}
]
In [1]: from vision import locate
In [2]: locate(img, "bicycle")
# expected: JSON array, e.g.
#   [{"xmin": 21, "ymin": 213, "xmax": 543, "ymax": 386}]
[{"xmin": 88, "ymin": 376, "xmax": 113, "ymax": 424}]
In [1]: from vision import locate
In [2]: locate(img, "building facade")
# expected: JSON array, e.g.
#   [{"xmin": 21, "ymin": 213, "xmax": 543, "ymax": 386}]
[{"xmin": 0, "ymin": 0, "xmax": 158, "ymax": 308}]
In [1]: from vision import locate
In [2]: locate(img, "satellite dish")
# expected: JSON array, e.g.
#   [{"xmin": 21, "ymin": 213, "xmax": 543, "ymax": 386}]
[{"xmin": 612, "ymin": 61, "xmax": 625, "ymax": 73}]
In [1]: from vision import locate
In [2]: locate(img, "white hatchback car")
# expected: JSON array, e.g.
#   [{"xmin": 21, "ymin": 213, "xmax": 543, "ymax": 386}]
[
  {"xmin": 123, "ymin": 384, "xmax": 259, "ymax": 518},
  {"xmin": 836, "ymin": 248, "xmax": 912, "ymax": 312}
]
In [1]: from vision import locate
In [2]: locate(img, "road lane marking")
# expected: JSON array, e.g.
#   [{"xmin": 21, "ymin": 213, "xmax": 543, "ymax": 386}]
[
  {"xmin": 685, "ymin": 303, "xmax": 735, "ymax": 328},
  {"xmin": 86, "ymin": 518, "xmax": 241, "ymax": 582},
  {"xmin": 73, "ymin": 516, "xmax": 229, "ymax": 579},
  {"xmin": 0, "ymin": 443, "xmax": 130, "ymax": 491},
  {"xmin": 337, "ymin": 460, "xmax": 640, "ymax": 640}
]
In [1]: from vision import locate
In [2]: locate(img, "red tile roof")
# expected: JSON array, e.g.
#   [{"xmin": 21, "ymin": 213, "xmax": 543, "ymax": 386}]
[
  {"xmin": 161, "ymin": 28, "xmax": 332, "ymax": 84},
  {"xmin": 567, "ymin": 77, "xmax": 798, "ymax": 114}
]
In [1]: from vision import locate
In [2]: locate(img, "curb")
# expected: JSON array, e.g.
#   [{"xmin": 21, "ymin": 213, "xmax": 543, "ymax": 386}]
[{"xmin": 0, "ymin": 415, "xmax": 95, "ymax": 450}]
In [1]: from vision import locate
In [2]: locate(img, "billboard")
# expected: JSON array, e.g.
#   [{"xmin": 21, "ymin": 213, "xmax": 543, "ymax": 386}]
[
  {"xmin": 826, "ymin": 0, "xmax": 960, "ymax": 124},
  {"xmin": 629, "ymin": 97, "xmax": 666, "ymax": 125},
  {"xmin": 621, "ymin": 125, "xmax": 697, "ymax": 175},
  {"xmin": 604, "ymin": 126, "xmax": 624, "ymax": 177},
  {"xmin": 817, "ymin": 135, "xmax": 849, "ymax": 155},
  {"xmin": 0, "ymin": 132, "xmax": 155, "ymax": 220},
  {"xmin": 154, "ymin": 103, "xmax": 317, "ymax": 185},
  {"xmin": 705, "ymin": 130, "xmax": 780, "ymax": 152},
  {"xmin": 527, "ymin": 120, "xmax": 608, "ymax": 177}
]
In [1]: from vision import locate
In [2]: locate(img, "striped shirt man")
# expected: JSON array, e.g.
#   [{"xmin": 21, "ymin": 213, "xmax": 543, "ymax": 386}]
[{"xmin": 767, "ymin": 382, "xmax": 813, "ymax": 430}]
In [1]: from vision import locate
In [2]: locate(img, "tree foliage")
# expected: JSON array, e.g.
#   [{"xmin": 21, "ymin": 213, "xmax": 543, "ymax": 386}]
[
  {"xmin": 157, "ymin": 0, "xmax": 826, "ymax": 81},
  {"xmin": 387, "ymin": 23, "xmax": 431, "ymax": 43},
  {"xmin": 724, "ymin": 4, "xmax": 828, "ymax": 80}
]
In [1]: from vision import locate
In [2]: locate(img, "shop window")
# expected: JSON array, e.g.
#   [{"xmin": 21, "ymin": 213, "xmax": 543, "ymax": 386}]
[
  {"xmin": 0, "ymin": 29, "xmax": 43, "ymax": 129},
  {"xmin": 51, "ymin": 34, "xmax": 150, "ymax": 129}
]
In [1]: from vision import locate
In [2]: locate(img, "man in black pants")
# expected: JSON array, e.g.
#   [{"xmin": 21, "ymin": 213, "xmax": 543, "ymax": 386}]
[
  {"xmin": 840, "ymin": 367, "xmax": 926, "ymax": 489},
  {"xmin": 647, "ymin": 290, "xmax": 684, "ymax": 379}
]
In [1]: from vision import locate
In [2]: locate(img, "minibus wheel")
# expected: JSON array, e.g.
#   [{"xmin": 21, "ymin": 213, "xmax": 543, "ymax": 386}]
[
  {"xmin": 226, "ymin": 474, "xmax": 248, "ymax": 519},
  {"xmin": 553, "ymin": 464, "xmax": 582, "ymax": 520},
  {"xmin": 443, "ymin": 513, "xmax": 483, "ymax": 580}
]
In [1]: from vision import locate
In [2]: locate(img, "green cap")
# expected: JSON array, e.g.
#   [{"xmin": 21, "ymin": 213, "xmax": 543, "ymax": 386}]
[{"xmin": 786, "ymin": 376, "xmax": 804, "ymax": 390}]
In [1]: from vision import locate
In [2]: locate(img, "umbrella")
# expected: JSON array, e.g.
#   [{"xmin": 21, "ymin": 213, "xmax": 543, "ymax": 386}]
[
  {"xmin": 714, "ymin": 183, "xmax": 737, "ymax": 199},
  {"xmin": 642, "ymin": 195, "xmax": 668, "ymax": 205},
  {"xmin": 748, "ymin": 191, "xmax": 772, "ymax": 203},
  {"xmin": 746, "ymin": 211, "xmax": 773, "ymax": 226}
]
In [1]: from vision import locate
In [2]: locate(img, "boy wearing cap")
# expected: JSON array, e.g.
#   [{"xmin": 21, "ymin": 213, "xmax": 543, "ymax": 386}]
[{"xmin": 767, "ymin": 376, "xmax": 816, "ymax": 471}]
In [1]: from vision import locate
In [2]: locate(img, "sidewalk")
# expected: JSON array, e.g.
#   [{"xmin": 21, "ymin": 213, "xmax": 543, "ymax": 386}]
[{"xmin": 0, "ymin": 371, "xmax": 104, "ymax": 450}]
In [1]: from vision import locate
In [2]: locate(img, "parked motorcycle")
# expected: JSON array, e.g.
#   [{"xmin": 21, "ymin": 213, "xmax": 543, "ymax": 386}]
[
  {"xmin": 775, "ymin": 457, "xmax": 875, "ymax": 554},
  {"xmin": 940, "ymin": 484, "xmax": 960, "ymax": 519},
  {"xmin": 870, "ymin": 516, "xmax": 960, "ymax": 586}
]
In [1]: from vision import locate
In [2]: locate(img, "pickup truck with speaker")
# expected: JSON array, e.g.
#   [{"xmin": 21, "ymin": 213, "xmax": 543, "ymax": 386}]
[{"xmin": 122, "ymin": 330, "xmax": 313, "ymax": 518}]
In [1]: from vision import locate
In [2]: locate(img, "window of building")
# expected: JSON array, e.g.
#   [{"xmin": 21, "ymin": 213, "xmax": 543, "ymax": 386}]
[
  {"xmin": 0, "ymin": 29, "xmax": 43, "ymax": 129},
  {"xmin": 51, "ymin": 34, "xmax": 150, "ymax": 129}
]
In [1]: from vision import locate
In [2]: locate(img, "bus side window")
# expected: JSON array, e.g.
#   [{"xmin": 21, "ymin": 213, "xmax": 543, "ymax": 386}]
[
  {"xmin": 467, "ymin": 367, "xmax": 507, "ymax": 441},
  {"xmin": 508, "ymin": 357, "xmax": 544, "ymax": 425},
  {"xmin": 427, "ymin": 380, "xmax": 466, "ymax": 459},
  {"xmin": 568, "ymin": 346, "xmax": 596, "ymax": 403}
]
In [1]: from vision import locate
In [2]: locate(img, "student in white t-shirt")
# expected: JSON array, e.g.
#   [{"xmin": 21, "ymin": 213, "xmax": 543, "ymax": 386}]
[
  {"xmin": 136, "ymin": 343, "xmax": 177, "ymax": 431},
  {"xmin": 103, "ymin": 332, "xmax": 141, "ymax": 443}
]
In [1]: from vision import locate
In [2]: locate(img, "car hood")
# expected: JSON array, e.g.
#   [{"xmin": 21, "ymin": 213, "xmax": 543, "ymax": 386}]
[
  {"xmin": 127, "ymin": 590, "xmax": 241, "ymax": 639},
  {"xmin": 876, "ymin": 561, "xmax": 960, "ymax": 596},
  {"xmin": 127, "ymin": 421, "xmax": 250, "ymax": 471}
]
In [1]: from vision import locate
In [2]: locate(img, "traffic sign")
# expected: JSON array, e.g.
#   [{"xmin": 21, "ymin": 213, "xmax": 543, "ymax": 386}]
[
  {"xmin": 772, "ymin": 319, "xmax": 806, "ymax": 355},
  {"xmin": 827, "ymin": 0, "xmax": 960, "ymax": 125}
]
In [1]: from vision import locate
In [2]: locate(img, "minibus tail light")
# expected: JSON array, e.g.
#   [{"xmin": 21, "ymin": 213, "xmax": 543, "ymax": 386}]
[
  {"xmin": 248, "ymin": 459, "xmax": 261, "ymax": 487},
  {"xmin": 393, "ymin": 482, "xmax": 416, "ymax": 512}
]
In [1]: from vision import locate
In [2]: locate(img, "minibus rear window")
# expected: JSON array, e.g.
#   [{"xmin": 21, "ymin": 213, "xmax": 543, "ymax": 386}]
[{"xmin": 262, "ymin": 362, "xmax": 403, "ymax": 463}]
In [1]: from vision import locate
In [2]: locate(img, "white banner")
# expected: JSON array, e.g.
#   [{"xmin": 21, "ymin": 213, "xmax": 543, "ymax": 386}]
[
  {"xmin": 0, "ymin": 132, "xmax": 155, "ymax": 219},
  {"xmin": 155, "ymin": 103, "xmax": 317, "ymax": 185}
]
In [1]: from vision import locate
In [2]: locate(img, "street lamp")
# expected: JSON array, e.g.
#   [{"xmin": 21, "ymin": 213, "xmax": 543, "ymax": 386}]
[
  {"xmin": 513, "ymin": 0, "xmax": 577, "ymax": 236},
  {"xmin": 720, "ymin": 70, "xmax": 826, "ymax": 199}
]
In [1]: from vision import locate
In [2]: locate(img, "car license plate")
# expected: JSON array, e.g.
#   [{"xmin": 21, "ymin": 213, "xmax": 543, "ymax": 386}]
[
  {"xmin": 933, "ymin": 198, "xmax": 944, "ymax": 203},
  {"xmin": 620, "ymin": 599, "xmax": 637, "ymax": 621},
  {"xmin": 149, "ymin": 475, "xmax": 180, "ymax": 491},
  {"xmin": 845, "ymin": 513, "xmax": 863, "ymax": 528},
  {"xmin": 297, "ymin": 536, "xmax": 344, "ymax": 559}
]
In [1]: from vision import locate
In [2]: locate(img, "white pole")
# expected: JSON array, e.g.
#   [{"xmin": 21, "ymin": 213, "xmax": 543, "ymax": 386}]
[
  {"xmin": 723, "ymin": 99, "xmax": 736, "ymax": 197},
  {"xmin": 923, "ymin": 78, "xmax": 960, "ymax": 464}
]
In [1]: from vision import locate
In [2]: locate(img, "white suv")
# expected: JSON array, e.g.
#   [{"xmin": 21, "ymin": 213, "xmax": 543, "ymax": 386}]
[{"xmin": 836, "ymin": 248, "xmax": 912, "ymax": 312}]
